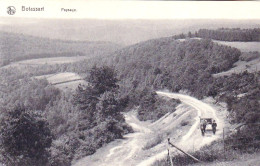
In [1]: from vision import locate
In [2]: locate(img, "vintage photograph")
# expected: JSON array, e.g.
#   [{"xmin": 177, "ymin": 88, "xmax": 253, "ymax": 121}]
[{"xmin": 0, "ymin": 1, "xmax": 259, "ymax": 166}]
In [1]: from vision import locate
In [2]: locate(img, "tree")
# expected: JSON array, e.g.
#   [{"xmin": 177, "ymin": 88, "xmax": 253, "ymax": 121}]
[
  {"xmin": 0, "ymin": 107, "xmax": 52, "ymax": 166},
  {"xmin": 188, "ymin": 31, "xmax": 192, "ymax": 38},
  {"xmin": 74, "ymin": 66, "xmax": 120, "ymax": 128},
  {"xmin": 137, "ymin": 88, "xmax": 157, "ymax": 120},
  {"xmin": 96, "ymin": 91, "xmax": 123, "ymax": 122},
  {"xmin": 87, "ymin": 65, "xmax": 119, "ymax": 95}
]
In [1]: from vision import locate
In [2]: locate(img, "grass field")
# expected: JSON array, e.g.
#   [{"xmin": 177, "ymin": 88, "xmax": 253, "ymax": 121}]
[
  {"xmin": 179, "ymin": 38, "xmax": 260, "ymax": 52},
  {"xmin": 3, "ymin": 56, "xmax": 89, "ymax": 69},
  {"xmin": 213, "ymin": 57, "xmax": 260, "ymax": 77},
  {"xmin": 212, "ymin": 40, "xmax": 260, "ymax": 52},
  {"xmin": 36, "ymin": 72, "xmax": 87, "ymax": 91}
]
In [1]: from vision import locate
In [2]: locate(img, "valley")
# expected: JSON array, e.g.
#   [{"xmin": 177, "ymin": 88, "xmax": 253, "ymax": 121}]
[{"xmin": 0, "ymin": 25, "xmax": 259, "ymax": 166}]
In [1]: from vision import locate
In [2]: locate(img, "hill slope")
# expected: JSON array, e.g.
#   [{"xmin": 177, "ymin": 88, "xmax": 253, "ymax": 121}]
[
  {"xmin": 91, "ymin": 38, "xmax": 241, "ymax": 98},
  {"xmin": 0, "ymin": 31, "xmax": 121, "ymax": 66}
]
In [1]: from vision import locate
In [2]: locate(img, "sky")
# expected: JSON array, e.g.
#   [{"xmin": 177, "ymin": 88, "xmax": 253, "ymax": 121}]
[{"xmin": 0, "ymin": 0, "xmax": 260, "ymax": 20}]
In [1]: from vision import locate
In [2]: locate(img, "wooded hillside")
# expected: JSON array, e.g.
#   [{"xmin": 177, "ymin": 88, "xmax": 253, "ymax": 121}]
[
  {"xmin": 0, "ymin": 32, "xmax": 121, "ymax": 66},
  {"xmin": 195, "ymin": 28, "xmax": 260, "ymax": 41}
]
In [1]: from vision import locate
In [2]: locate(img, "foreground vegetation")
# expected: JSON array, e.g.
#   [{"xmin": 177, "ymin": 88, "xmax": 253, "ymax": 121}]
[
  {"xmin": 152, "ymin": 139, "xmax": 260, "ymax": 166},
  {"xmin": 0, "ymin": 66, "xmax": 131, "ymax": 166}
]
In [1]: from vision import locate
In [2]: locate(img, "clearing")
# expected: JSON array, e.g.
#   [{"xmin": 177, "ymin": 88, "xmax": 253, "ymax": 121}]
[
  {"xmin": 2, "ymin": 56, "xmax": 89, "ymax": 69},
  {"xmin": 179, "ymin": 38, "xmax": 260, "ymax": 77},
  {"xmin": 35, "ymin": 72, "xmax": 87, "ymax": 91},
  {"xmin": 213, "ymin": 57, "xmax": 260, "ymax": 77},
  {"xmin": 73, "ymin": 91, "xmax": 227, "ymax": 166},
  {"xmin": 212, "ymin": 40, "xmax": 260, "ymax": 52},
  {"xmin": 178, "ymin": 38, "xmax": 260, "ymax": 52}
]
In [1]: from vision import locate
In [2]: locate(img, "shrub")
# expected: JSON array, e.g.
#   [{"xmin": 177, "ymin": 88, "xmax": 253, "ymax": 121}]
[
  {"xmin": 0, "ymin": 107, "xmax": 52, "ymax": 166},
  {"xmin": 49, "ymin": 138, "xmax": 72, "ymax": 166},
  {"xmin": 137, "ymin": 88, "xmax": 180, "ymax": 121}
]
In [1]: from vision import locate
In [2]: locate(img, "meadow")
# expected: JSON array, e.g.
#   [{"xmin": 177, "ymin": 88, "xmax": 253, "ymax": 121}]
[{"xmin": 212, "ymin": 40, "xmax": 260, "ymax": 52}]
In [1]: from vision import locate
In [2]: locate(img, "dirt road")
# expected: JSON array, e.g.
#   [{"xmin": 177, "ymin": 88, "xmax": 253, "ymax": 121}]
[
  {"xmin": 156, "ymin": 91, "xmax": 224, "ymax": 151},
  {"xmin": 73, "ymin": 91, "xmax": 225, "ymax": 166}
]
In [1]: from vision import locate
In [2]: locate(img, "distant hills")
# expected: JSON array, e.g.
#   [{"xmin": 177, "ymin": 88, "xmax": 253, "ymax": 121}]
[
  {"xmin": 1, "ymin": 18, "xmax": 260, "ymax": 45},
  {"xmin": 0, "ymin": 31, "xmax": 122, "ymax": 66}
]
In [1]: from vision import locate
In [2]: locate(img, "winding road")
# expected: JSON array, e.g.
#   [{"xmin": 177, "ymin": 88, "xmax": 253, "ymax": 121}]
[
  {"xmin": 156, "ymin": 91, "xmax": 224, "ymax": 150},
  {"xmin": 73, "ymin": 91, "xmax": 225, "ymax": 166}
]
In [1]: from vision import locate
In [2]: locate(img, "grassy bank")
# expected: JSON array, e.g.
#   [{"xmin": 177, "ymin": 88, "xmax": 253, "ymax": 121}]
[{"xmin": 152, "ymin": 137, "xmax": 260, "ymax": 166}]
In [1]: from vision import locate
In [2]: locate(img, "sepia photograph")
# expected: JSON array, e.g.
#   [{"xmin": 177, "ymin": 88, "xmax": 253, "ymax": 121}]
[{"xmin": 0, "ymin": 1, "xmax": 259, "ymax": 166}]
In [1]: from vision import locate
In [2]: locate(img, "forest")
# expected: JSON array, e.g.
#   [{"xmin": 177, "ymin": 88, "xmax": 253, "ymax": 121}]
[
  {"xmin": 195, "ymin": 28, "xmax": 260, "ymax": 41},
  {"xmin": 0, "ymin": 29, "xmax": 259, "ymax": 165}
]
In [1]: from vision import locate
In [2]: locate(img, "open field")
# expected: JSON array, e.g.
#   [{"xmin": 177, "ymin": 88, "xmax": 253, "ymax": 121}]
[
  {"xmin": 179, "ymin": 38, "xmax": 260, "ymax": 52},
  {"xmin": 213, "ymin": 57, "xmax": 260, "ymax": 77},
  {"xmin": 3, "ymin": 56, "xmax": 88, "ymax": 69},
  {"xmin": 36, "ymin": 72, "xmax": 82, "ymax": 84},
  {"xmin": 212, "ymin": 40, "xmax": 260, "ymax": 52},
  {"xmin": 35, "ymin": 72, "xmax": 87, "ymax": 91}
]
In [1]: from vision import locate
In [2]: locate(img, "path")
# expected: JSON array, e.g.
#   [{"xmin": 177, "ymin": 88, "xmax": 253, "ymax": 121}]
[
  {"xmin": 73, "ymin": 91, "xmax": 225, "ymax": 166},
  {"xmin": 156, "ymin": 91, "xmax": 224, "ymax": 151}
]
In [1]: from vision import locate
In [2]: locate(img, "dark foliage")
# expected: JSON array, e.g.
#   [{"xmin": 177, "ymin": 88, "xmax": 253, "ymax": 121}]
[
  {"xmin": 209, "ymin": 71, "xmax": 259, "ymax": 124},
  {"xmin": 195, "ymin": 28, "xmax": 260, "ymax": 41},
  {"xmin": 87, "ymin": 65, "xmax": 119, "ymax": 95},
  {"xmin": 0, "ymin": 107, "xmax": 52, "ymax": 166},
  {"xmin": 47, "ymin": 66, "xmax": 132, "ymax": 164},
  {"xmin": 137, "ymin": 88, "xmax": 180, "ymax": 121},
  {"xmin": 0, "ymin": 69, "xmax": 61, "ymax": 111}
]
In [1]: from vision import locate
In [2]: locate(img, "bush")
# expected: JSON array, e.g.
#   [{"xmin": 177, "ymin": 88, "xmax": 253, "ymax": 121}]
[
  {"xmin": 0, "ymin": 107, "xmax": 52, "ymax": 166},
  {"xmin": 137, "ymin": 88, "xmax": 180, "ymax": 121},
  {"xmin": 49, "ymin": 138, "xmax": 72, "ymax": 166},
  {"xmin": 152, "ymin": 140, "xmax": 230, "ymax": 166}
]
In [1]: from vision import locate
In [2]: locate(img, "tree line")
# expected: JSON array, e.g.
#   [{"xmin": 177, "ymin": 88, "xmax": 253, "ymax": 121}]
[{"xmin": 195, "ymin": 28, "xmax": 260, "ymax": 41}]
